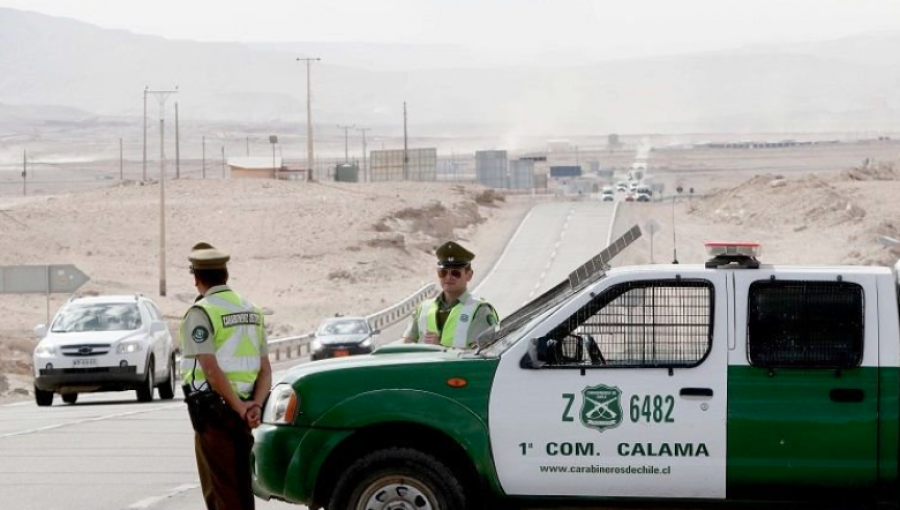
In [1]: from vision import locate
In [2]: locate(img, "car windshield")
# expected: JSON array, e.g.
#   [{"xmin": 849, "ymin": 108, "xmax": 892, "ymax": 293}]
[
  {"xmin": 51, "ymin": 303, "xmax": 142, "ymax": 333},
  {"xmin": 318, "ymin": 319, "xmax": 369, "ymax": 335}
]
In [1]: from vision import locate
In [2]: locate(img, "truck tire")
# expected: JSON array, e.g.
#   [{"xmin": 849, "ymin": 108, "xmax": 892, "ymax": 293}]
[
  {"xmin": 157, "ymin": 357, "xmax": 176, "ymax": 400},
  {"xmin": 35, "ymin": 386, "xmax": 53, "ymax": 407},
  {"xmin": 328, "ymin": 447, "xmax": 467, "ymax": 510},
  {"xmin": 136, "ymin": 358, "xmax": 155, "ymax": 402},
  {"xmin": 62, "ymin": 393, "xmax": 78, "ymax": 404}
]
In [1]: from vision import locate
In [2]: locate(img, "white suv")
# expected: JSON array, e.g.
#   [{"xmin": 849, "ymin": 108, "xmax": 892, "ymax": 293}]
[{"xmin": 32, "ymin": 294, "xmax": 177, "ymax": 406}]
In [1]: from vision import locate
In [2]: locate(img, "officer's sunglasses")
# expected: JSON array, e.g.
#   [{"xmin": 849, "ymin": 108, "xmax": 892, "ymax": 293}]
[{"xmin": 437, "ymin": 267, "xmax": 468, "ymax": 279}]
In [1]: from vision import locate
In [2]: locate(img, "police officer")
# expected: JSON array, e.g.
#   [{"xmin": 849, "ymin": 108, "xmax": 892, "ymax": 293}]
[
  {"xmin": 402, "ymin": 241, "xmax": 499, "ymax": 348},
  {"xmin": 180, "ymin": 242, "xmax": 272, "ymax": 510}
]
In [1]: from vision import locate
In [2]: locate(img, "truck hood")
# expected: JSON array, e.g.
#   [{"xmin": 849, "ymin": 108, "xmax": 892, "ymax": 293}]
[
  {"xmin": 40, "ymin": 330, "xmax": 144, "ymax": 347},
  {"xmin": 277, "ymin": 344, "xmax": 483, "ymax": 384}
]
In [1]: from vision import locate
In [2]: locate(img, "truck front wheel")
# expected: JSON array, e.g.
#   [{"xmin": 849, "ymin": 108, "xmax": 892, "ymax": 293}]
[{"xmin": 329, "ymin": 447, "xmax": 467, "ymax": 510}]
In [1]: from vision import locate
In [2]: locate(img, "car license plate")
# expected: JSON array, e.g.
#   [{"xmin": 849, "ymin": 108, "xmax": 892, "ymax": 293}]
[
  {"xmin": 73, "ymin": 358, "xmax": 97, "ymax": 368},
  {"xmin": 334, "ymin": 350, "xmax": 350, "ymax": 357}
]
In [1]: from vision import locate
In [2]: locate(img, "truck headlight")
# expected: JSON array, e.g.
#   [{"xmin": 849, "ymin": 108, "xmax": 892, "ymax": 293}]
[
  {"xmin": 359, "ymin": 338, "xmax": 372, "ymax": 348},
  {"xmin": 310, "ymin": 339, "xmax": 322, "ymax": 352},
  {"xmin": 117, "ymin": 341, "xmax": 144, "ymax": 354},
  {"xmin": 34, "ymin": 344, "xmax": 56, "ymax": 357},
  {"xmin": 263, "ymin": 384, "xmax": 299, "ymax": 425}
]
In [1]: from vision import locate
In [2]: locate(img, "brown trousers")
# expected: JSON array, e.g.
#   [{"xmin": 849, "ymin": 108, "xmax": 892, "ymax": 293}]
[{"xmin": 194, "ymin": 411, "xmax": 255, "ymax": 510}]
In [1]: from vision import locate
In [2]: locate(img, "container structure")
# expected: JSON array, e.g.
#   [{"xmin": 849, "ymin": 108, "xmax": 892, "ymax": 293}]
[
  {"xmin": 508, "ymin": 159, "xmax": 535, "ymax": 189},
  {"xmin": 476, "ymin": 150, "xmax": 508, "ymax": 188}
]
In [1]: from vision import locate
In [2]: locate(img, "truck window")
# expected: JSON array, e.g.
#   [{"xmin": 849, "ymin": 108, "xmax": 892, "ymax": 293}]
[
  {"xmin": 747, "ymin": 280, "xmax": 864, "ymax": 368},
  {"xmin": 544, "ymin": 279, "xmax": 714, "ymax": 368}
]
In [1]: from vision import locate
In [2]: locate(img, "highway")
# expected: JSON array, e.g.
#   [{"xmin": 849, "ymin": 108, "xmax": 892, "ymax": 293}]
[{"xmin": 0, "ymin": 200, "xmax": 615, "ymax": 510}]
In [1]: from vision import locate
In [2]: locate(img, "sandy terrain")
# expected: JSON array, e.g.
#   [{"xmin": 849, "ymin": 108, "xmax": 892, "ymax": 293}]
[
  {"xmin": 2, "ymin": 139, "xmax": 898, "ymax": 404},
  {"xmin": 0, "ymin": 179, "xmax": 528, "ymax": 401}
]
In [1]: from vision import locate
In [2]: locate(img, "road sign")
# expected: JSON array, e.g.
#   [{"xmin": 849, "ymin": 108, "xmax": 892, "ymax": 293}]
[
  {"xmin": 644, "ymin": 219, "xmax": 662, "ymax": 236},
  {"xmin": 0, "ymin": 265, "xmax": 90, "ymax": 294},
  {"xmin": 644, "ymin": 220, "xmax": 662, "ymax": 264}
]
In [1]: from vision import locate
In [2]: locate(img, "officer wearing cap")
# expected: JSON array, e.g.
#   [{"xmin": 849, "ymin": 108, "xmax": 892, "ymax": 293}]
[
  {"xmin": 402, "ymin": 241, "xmax": 499, "ymax": 349},
  {"xmin": 180, "ymin": 242, "xmax": 271, "ymax": 510}
]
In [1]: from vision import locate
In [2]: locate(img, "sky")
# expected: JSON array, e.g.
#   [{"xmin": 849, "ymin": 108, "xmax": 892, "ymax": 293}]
[{"xmin": 2, "ymin": 0, "xmax": 900, "ymax": 62}]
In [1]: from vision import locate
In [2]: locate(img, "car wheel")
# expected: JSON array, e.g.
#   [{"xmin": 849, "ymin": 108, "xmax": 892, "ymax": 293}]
[
  {"xmin": 136, "ymin": 358, "xmax": 155, "ymax": 402},
  {"xmin": 157, "ymin": 356, "xmax": 176, "ymax": 400},
  {"xmin": 328, "ymin": 447, "xmax": 466, "ymax": 510},
  {"xmin": 61, "ymin": 393, "xmax": 78, "ymax": 404},
  {"xmin": 35, "ymin": 386, "xmax": 53, "ymax": 407}
]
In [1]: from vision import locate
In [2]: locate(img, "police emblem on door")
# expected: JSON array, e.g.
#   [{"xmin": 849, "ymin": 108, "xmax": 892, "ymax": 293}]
[{"xmin": 580, "ymin": 384, "xmax": 623, "ymax": 432}]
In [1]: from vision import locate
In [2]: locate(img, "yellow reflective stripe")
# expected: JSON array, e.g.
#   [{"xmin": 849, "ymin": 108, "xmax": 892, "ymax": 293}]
[{"xmin": 449, "ymin": 299, "xmax": 479, "ymax": 348}]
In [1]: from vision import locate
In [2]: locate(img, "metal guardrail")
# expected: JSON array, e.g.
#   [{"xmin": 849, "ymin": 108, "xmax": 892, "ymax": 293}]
[{"xmin": 267, "ymin": 282, "xmax": 437, "ymax": 361}]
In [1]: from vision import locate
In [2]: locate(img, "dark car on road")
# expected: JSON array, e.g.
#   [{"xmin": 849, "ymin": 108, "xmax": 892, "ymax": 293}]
[{"xmin": 310, "ymin": 316, "xmax": 380, "ymax": 361}]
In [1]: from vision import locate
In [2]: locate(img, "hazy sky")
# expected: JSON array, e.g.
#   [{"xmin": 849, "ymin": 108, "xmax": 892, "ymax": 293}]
[{"xmin": 2, "ymin": 0, "xmax": 900, "ymax": 61}]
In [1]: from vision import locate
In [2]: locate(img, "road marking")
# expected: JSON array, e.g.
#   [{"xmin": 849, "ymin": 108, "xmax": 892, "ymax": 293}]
[
  {"xmin": 127, "ymin": 484, "xmax": 200, "ymax": 509},
  {"xmin": 473, "ymin": 206, "xmax": 534, "ymax": 294},
  {"xmin": 0, "ymin": 402, "xmax": 182, "ymax": 439}
]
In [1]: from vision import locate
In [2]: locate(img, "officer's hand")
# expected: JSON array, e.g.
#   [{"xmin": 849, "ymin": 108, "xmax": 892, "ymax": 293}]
[
  {"xmin": 423, "ymin": 332, "xmax": 439, "ymax": 345},
  {"xmin": 235, "ymin": 401, "xmax": 253, "ymax": 421},
  {"xmin": 246, "ymin": 405, "xmax": 262, "ymax": 429}
]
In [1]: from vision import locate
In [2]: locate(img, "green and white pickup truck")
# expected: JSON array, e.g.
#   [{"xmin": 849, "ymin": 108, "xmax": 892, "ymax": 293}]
[{"xmin": 252, "ymin": 226, "xmax": 900, "ymax": 509}]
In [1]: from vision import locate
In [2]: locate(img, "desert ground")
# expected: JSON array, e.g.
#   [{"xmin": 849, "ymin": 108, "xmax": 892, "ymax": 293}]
[{"xmin": 1, "ymin": 137, "xmax": 898, "ymax": 403}]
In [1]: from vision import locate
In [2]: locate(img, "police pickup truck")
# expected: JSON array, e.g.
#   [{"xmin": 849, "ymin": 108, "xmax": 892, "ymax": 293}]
[{"xmin": 252, "ymin": 225, "xmax": 900, "ymax": 510}]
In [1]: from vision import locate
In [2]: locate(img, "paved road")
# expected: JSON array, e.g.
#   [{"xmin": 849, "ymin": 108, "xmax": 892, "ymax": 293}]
[{"xmin": 0, "ymin": 200, "xmax": 614, "ymax": 510}]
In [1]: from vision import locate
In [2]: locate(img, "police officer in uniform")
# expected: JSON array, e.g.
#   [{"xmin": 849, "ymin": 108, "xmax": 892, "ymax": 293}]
[
  {"xmin": 402, "ymin": 241, "xmax": 499, "ymax": 349},
  {"xmin": 180, "ymin": 242, "xmax": 272, "ymax": 510}
]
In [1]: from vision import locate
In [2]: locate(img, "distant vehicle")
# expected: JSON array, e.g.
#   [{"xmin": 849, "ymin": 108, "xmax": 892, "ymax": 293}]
[
  {"xmin": 311, "ymin": 316, "xmax": 380, "ymax": 361},
  {"xmin": 600, "ymin": 186, "xmax": 615, "ymax": 202},
  {"xmin": 624, "ymin": 193, "xmax": 636, "ymax": 202},
  {"xmin": 32, "ymin": 294, "xmax": 177, "ymax": 406},
  {"xmin": 636, "ymin": 185, "xmax": 652, "ymax": 202},
  {"xmin": 616, "ymin": 181, "xmax": 628, "ymax": 192}
]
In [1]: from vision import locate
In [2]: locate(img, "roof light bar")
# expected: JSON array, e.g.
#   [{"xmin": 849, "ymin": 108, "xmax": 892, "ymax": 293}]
[{"xmin": 704, "ymin": 241, "xmax": 761, "ymax": 269}]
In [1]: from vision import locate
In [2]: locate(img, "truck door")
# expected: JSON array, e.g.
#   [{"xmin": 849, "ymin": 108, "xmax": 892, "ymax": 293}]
[
  {"xmin": 489, "ymin": 270, "xmax": 728, "ymax": 499},
  {"xmin": 728, "ymin": 270, "xmax": 878, "ymax": 497}
]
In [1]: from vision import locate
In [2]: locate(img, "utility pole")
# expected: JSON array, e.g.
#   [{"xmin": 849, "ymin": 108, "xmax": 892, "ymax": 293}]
[
  {"xmin": 202, "ymin": 136, "xmax": 206, "ymax": 179},
  {"xmin": 337, "ymin": 124, "xmax": 354, "ymax": 163},
  {"xmin": 296, "ymin": 57, "xmax": 321, "ymax": 180},
  {"xmin": 246, "ymin": 136, "xmax": 250, "ymax": 156},
  {"xmin": 175, "ymin": 102, "xmax": 180, "ymax": 179},
  {"xmin": 403, "ymin": 101, "xmax": 409, "ymax": 180},
  {"xmin": 221, "ymin": 146, "xmax": 226, "ymax": 178},
  {"xmin": 356, "ymin": 127, "xmax": 371, "ymax": 182},
  {"xmin": 142, "ymin": 86, "xmax": 148, "ymax": 181},
  {"xmin": 22, "ymin": 149, "xmax": 26, "ymax": 196},
  {"xmin": 146, "ymin": 87, "xmax": 178, "ymax": 297},
  {"xmin": 119, "ymin": 138, "xmax": 123, "ymax": 180}
]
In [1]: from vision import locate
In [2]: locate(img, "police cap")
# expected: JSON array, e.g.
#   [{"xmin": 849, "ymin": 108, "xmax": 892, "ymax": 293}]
[
  {"xmin": 189, "ymin": 242, "xmax": 230, "ymax": 271},
  {"xmin": 435, "ymin": 241, "xmax": 474, "ymax": 269}
]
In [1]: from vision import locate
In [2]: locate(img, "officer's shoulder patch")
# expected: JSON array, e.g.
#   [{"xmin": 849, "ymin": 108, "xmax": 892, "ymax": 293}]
[
  {"xmin": 191, "ymin": 326, "xmax": 210, "ymax": 343},
  {"xmin": 460, "ymin": 313, "xmax": 470, "ymax": 323},
  {"xmin": 487, "ymin": 313, "xmax": 498, "ymax": 326}
]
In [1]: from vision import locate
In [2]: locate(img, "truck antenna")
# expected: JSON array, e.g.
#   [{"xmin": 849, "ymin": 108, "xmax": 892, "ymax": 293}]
[{"xmin": 672, "ymin": 188, "xmax": 681, "ymax": 264}]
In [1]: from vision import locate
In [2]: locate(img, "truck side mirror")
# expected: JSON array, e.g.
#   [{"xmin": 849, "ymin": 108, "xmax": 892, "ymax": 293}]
[
  {"xmin": 34, "ymin": 324, "xmax": 47, "ymax": 339},
  {"xmin": 522, "ymin": 336, "xmax": 555, "ymax": 369}
]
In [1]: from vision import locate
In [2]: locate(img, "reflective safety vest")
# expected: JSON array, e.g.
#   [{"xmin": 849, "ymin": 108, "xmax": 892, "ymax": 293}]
[
  {"xmin": 417, "ymin": 293, "xmax": 486, "ymax": 349},
  {"xmin": 181, "ymin": 290, "xmax": 264, "ymax": 399}
]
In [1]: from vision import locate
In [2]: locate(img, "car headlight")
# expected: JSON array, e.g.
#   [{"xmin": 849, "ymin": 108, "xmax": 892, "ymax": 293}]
[
  {"xmin": 359, "ymin": 338, "xmax": 372, "ymax": 348},
  {"xmin": 34, "ymin": 343, "xmax": 56, "ymax": 357},
  {"xmin": 263, "ymin": 384, "xmax": 299, "ymax": 425},
  {"xmin": 117, "ymin": 341, "xmax": 144, "ymax": 354},
  {"xmin": 310, "ymin": 338, "xmax": 322, "ymax": 352}
]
